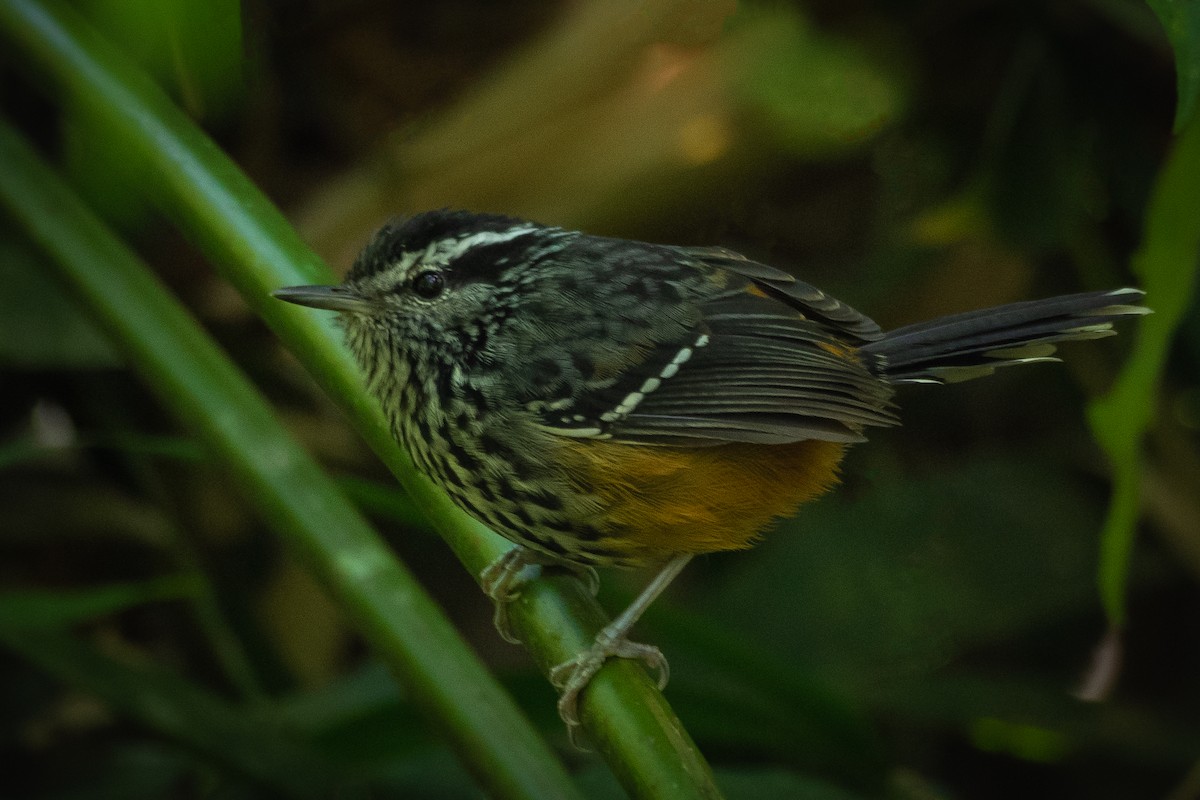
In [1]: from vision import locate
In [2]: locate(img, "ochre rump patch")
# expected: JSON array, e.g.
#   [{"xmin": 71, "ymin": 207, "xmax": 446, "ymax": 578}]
[{"xmin": 555, "ymin": 437, "xmax": 847, "ymax": 563}]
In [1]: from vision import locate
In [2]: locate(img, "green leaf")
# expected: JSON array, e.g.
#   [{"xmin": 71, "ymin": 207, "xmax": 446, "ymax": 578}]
[
  {"xmin": 0, "ymin": 576, "xmax": 198, "ymax": 629},
  {"xmin": 734, "ymin": 7, "xmax": 902, "ymax": 156},
  {"xmin": 0, "ymin": 431, "xmax": 204, "ymax": 471},
  {"xmin": 66, "ymin": 0, "xmax": 244, "ymax": 226},
  {"xmin": 0, "ymin": 233, "xmax": 121, "ymax": 368},
  {"xmin": 969, "ymin": 717, "xmax": 1071, "ymax": 763},
  {"xmin": 1089, "ymin": 116, "xmax": 1200, "ymax": 626},
  {"xmin": 77, "ymin": 0, "xmax": 243, "ymax": 118},
  {"xmin": 335, "ymin": 474, "xmax": 433, "ymax": 533},
  {"xmin": 1147, "ymin": 0, "xmax": 1200, "ymax": 129}
]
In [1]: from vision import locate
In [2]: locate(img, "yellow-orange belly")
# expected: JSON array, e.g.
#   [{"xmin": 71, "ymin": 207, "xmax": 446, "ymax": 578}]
[{"xmin": 556, "ymin": 437, "xmax": 847, "ymax": 564}]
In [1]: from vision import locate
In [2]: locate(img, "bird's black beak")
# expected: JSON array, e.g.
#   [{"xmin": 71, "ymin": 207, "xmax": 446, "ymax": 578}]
[{"xmin": 272, "ymin": 285, "xmax": 372, "ymax": 313}]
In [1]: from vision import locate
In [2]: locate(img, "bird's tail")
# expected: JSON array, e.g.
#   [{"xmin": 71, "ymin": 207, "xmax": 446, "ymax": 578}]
[{"xmin": 862, "ymin": 288, "xmax": 1148, "ymax": 384}]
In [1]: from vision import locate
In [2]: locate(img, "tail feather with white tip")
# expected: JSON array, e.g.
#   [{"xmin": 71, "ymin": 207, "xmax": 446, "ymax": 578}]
[{"xmin": 863, "ymin": 288, "xmax": 1148, "ymax": 384}]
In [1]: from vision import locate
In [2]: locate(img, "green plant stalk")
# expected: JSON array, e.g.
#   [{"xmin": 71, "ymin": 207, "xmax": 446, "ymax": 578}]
[
  {"xmin": 0, "ymin": 2, "xmax": 721, "ymax": 794},
  {"xmin": 0, "ymin": 121, "xmax": 579, "ymax": 800},
  {"xmin": 1089, "ymin": 116, "xmax": 1200, "ymax": 626}
]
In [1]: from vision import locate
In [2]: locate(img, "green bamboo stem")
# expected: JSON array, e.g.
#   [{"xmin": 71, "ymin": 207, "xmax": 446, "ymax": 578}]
[
  {"xmin": 0, "ymin": 120, "xmax": 580, "ymax": 800},
  {"xmin": 0, "ymin": 1, "xmax": 722, "ymax": 795}
]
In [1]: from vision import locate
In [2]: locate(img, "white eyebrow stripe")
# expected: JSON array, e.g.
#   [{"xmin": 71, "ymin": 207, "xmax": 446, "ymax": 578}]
[{"xmin": 433, "ymin": 226, "xmax": 538, "ymax": 262}]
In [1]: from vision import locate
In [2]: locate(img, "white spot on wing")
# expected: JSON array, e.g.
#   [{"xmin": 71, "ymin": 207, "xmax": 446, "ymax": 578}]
[
  {"xmin": 614, "ymin": 391, "xmax": 644, "ymax": 416},
  {"xmin": 552, "ymin": 426, "xmax": 603, "ymax": 438},
  {"xmin": 639, "ymin": 377, "xmax": 661, "ymax": 394},
  {"xmin": 576, "ymin": 333, "xmax": 713, "ymax": 434}
]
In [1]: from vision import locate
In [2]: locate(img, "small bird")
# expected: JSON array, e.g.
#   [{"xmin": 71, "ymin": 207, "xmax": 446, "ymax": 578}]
[{"xmin": 275, "ymin": 209, "xmax": 1145, "ymax": 740}]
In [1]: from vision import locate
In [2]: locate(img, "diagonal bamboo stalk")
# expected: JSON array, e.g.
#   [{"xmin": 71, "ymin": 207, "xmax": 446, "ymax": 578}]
[
  {"xmin": 0, "ymin": 1, "xmax": 721, "ymax": 795},
  {"xmin": 0, "ymin": 119, "xmax": 581, "ymax": 800}
]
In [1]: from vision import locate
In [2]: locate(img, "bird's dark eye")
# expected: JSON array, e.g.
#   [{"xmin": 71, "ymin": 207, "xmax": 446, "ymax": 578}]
[{"xmin": 411, "ymin": 270, "xmax": 445, "ymax": 299}]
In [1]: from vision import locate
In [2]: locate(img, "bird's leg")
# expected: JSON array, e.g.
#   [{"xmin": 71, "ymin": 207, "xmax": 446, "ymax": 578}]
[
  {"xmin": 480, "ymin": 547, "xmax": 600, "ymax": 644},
  {"xmin": 550, "ymin": 554, "xmax": 692, "ymax": 743}
]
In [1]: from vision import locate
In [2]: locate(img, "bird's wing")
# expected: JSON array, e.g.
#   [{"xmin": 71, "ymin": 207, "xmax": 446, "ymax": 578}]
[{"xmin": 523, "ymin": 260, "xmax": 896, "ymax": 446}]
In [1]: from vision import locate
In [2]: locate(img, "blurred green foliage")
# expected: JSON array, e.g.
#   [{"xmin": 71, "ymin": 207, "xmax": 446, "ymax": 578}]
[
  {"xmin": 2, "ymin": 0, "xmax": 1199, "ymax": 798},
  {"xmin": 1147, "ymin": 0, "xmax": 1200, "ymax": 128},
  {"xmin": 64, "ymin": 0, "xmax": 242, "ymax": 226},
  {"xmin": 1090, "ymin": 116, "xmax": 1200, "ymax": 626},
  {"xmin": 0, "ymin": 232, "xmax": 120, "ymax": 368}
]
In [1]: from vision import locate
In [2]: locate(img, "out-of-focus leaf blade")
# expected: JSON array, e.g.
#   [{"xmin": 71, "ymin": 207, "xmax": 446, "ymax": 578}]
[
  {"xmin": 66, "ymin": 0, "xmax": 243, "ymax": 225},
  {"xmin": 1147, "ymin": 0, "xmax": 1200, "ymax": 128},
  {"xmin": 335, "ymin": 474, "xmax": 432, "ymax": 533},
  {"xmin": 0, "ymin": 234, "xmax": 121, "ymax": 368},
  {"xmin": 77, "ymin": 0, "xmax": 243, "ymax": 116},
  {"xmin": 735, "ymin": 7, "xmax": 902, "ymax": 156},
  {"xmin": 1089, "ymin": 117, "xmax": 1200, "ymax": 626},
  {"xmin": 0, "ymin": 576, "xmax": 198, "ymax": 629}
]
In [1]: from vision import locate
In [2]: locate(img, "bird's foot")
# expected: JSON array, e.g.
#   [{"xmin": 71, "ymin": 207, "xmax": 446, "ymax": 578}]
[
  {"xmin": 480, "ymin": 549, "xmax": 600, "ymax": 644},
  {"xmin": 549, "ymin": 628, "xmax": 669, "ymax": 747}
]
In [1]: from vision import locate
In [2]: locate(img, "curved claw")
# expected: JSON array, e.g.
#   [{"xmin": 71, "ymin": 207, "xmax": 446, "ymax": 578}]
[
  {"xmin": 481, "ymin": 549, "xmax": 604, "ymax": 645},
  {"xmin": 545, "ymin": 555, "xmax": 691, "ymax": 746},
  {"xmin": 491, "ymin": 602, "xmax": 521, "ymax": 646},
  {"xmin": 550, "ymin": 634, "xmax": 670, "ymax": 745},
  {"xmin": 546, "ymin": 563, "xmax": 599, "ymax": 597},
  {"xmin": 479, "ymin": 548, "xmax": 534, "ymax": 645},
  {"xmin": 578, "ymin": 565, "xmax": 600, "ymax": 597}
]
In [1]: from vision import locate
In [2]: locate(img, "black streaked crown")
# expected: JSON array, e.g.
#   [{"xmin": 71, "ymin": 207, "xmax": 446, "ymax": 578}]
[{"xmin": 348, "ymin": 209, "xmax": 534, "ymax": 282}]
